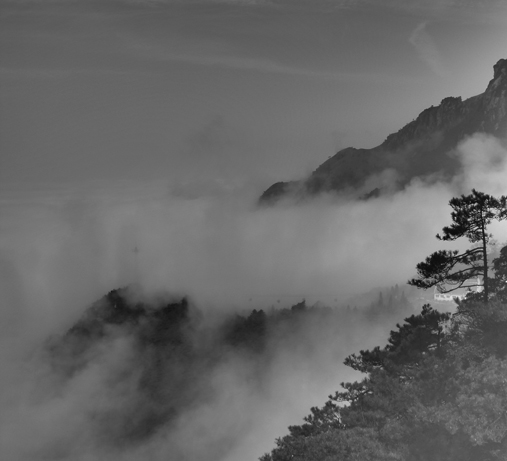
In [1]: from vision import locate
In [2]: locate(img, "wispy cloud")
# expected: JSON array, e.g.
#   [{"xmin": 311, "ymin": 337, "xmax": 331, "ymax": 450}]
[
  {"xmin": 399, "ymin": 0, "xmax": 505, "ymax": 22},
  {"xmin": 159, "ymin": 51, "xmax": 359, "ymax": 80},
  {"xmin": 5, "ymin": 0, "xmax": 505, "ymax": 22},
  {"xmin": 118, "ymin": 31, "xmax": 415, "ymax": 84},
  {"xmin": 0, "ymin": 66, "xmax": 154, "ymax": 80},
  {"xmin": 409, "ymin": 21, "xmax": 449, "ymax": 78},
  {"xmin": 322, "ymin": 0, "xmax": 507, "ymax": 22}
]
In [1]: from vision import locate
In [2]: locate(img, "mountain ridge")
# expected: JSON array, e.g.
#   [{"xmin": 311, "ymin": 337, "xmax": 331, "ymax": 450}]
[{"xmin": 260, "ymin": 58, "xmax": 507, "ymax": 204}]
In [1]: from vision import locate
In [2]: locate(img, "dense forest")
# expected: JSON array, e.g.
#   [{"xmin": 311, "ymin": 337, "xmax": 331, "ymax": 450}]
[{"xmin": 261, "ymin": 190, "xmax": 507, "ymax": 460}]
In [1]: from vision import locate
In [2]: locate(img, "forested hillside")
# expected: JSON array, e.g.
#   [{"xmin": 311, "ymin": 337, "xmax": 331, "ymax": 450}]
[
  {"xmin": 42, "ymin": 284, "xmax": 412, "ymax": 458},
  {"xmin": 261, "ymin": 190, "xmax": 507, "ymax": 460}
]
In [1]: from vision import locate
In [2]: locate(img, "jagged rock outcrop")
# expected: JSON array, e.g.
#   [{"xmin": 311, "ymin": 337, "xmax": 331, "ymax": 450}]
[{"xmin": 260, "ymin": 59, "xmax": 507, "ymax": 205}]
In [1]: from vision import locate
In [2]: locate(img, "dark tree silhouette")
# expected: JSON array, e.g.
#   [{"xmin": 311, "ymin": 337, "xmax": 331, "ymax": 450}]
[
  {"xmin": 409, "ymin": 189, "xmax": 507, "ymax": 303},
  {"xmin": 490, "ymin": 245, "xmax": 507, "ymax": 301}
]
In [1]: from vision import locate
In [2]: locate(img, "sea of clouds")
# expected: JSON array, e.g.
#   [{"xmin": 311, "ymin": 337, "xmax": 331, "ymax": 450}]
[{"xmin": 1, "ymin": 133, "xmax": 507, "ymax": 460}]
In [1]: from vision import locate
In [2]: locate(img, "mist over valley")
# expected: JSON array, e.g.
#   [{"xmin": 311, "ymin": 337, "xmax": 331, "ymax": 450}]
[{"xmin": 2, "ymin": 1, "xmax": 507, "ymax": 459}]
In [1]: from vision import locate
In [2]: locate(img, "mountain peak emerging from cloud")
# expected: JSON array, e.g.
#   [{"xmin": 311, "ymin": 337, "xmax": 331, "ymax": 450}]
[{"xmin": 260, "ymin": 58, "xmax": 507, "ymax": 204}]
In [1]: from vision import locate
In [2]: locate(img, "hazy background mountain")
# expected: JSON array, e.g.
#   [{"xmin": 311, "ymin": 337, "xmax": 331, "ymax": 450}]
[{"xmin": 260, "ymin": 59, "xmax": 507, "ymax": 204}]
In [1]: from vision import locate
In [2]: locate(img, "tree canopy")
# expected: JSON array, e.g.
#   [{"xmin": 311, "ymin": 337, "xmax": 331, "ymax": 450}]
[
  {"xmin": 408, "ymin": 189, "xmax": 507, "ymax": 302},
  {"xmin": 261, "ymin": 190, "xmax": 507, "ymax": 461},
  {"xmin": 261, "ymin": 299, "xmax": 507, "ymax": 461}
]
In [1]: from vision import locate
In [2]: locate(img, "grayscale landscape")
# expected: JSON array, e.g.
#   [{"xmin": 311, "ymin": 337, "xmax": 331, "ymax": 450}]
[{"xmin": 1, "ymin": 1, "xmax": 507, "ymax": 460}]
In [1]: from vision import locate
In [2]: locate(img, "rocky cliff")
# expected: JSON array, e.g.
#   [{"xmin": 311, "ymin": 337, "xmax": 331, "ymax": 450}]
[{"xmin": 260, "ymin": 59, "xmax": 507, "ymax": 204}]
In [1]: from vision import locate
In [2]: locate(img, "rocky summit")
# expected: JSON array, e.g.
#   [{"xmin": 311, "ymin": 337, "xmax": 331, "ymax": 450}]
[{"xmin": 259, "ymin": 59, "xmax": 507, "ymax": 205}]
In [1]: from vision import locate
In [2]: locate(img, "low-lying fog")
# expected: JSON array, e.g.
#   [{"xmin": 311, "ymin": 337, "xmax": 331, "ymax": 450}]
[{"xmin": 1, "ymin": 133, "xmax": 507, "ymax": 461}]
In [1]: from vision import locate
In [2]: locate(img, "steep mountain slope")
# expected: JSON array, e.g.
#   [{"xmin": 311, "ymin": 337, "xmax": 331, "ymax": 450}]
[
  {"xmin": 38, "ymin": 285, "xmax": 413, "ymax": 459},
  {"xmin": 46, "ymin": 288, "xmax": 206, "ymax": 444},
  {"xmin": 260, "ymin": 59, "xmax": 507, "ymax": 204}
]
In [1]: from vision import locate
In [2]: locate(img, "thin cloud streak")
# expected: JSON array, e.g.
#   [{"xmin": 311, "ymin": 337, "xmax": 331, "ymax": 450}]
[
  {"xmin": 409, "ymin": 21, "xmax": 449, "ymax": 78},
  {"xmin": 7, "ymin": 0, "xmax": 505, "ymax": 22},
  {"xmin": 0, "ymin": 60, "xmax": 403, "ymax": 83},
  {"xmin": 309, "ymin": 0, "xmax": 507, "ymax": 23},
  {"xmin": 4, "ymin": 0, "xmax": 506, "ymax": 18},
  {"xmin": 117, "ymin": 31, "xmax": 418, "ymax": 83},
  {"xmin": 0, "ymin": 66, "xmax": 157, "ymax": 80},
  {"xmin": 158, "ymin": 52, "xmax": 374, "ymax": 81}
]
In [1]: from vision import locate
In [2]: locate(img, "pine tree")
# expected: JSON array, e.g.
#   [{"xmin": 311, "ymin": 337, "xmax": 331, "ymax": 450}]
[{"xmin": 409, "ymin": 189, "xmax": 507, "ymax": 303}]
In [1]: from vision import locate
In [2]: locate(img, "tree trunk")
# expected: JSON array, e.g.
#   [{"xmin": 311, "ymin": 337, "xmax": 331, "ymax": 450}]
[{"xmin": 481, "ymin": 218, "xmax": 489, "ymax": 303}]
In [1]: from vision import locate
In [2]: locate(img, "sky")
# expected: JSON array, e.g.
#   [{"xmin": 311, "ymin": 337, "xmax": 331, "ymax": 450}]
[{"xmin": 1, "ymin": 0, "xmax": 507, "ymax": 191}]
